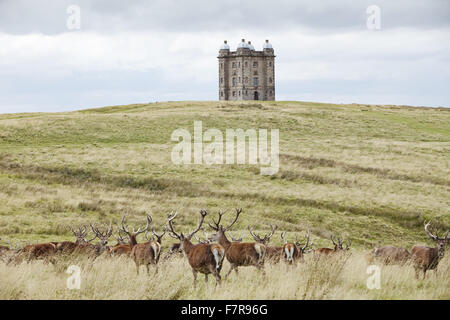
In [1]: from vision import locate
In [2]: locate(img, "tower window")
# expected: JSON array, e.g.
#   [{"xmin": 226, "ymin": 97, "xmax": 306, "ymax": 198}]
[
  {"xmin": 245, "ymin": 61, "xmax": 248, "ymax": 67},
  {"xmin": 238, "ymin": 77, "xmax": 241, "ymax": 83},
  {"xmin": 244, "ymin": 77, "xmax": 248, "ymax": 83},
  {"xmin": 232, "ymin": 78, "xmax": 236, "ymax": 86},
  {"xmin": 253, "ymin": 61, "xmax": 258, "ymax": 68},
  {"xmin": 232, "ymin": 91, "xmax": 236, "ymax": 96},
  {"xmin": 269, "ymin": 77, "xmax": 272, "ymax": 83},
  {"xmin": 239, "ymin": 91, "xmax": 241, "ymax": 96},
  {"xmin": 253, "ymin": 77, "xmax": 258, "ymax": 86},
  {"xmin": 221, "ymin": 91, "xmax": 224, "ymax": 96},
  {"xmin": 269, "ymin": 62, "xmax": 272, "ymax": 67},
  {"xmin": 238, "ymin": 62, "xmax": 240, "ymax": 68},
  {"xmin": 232, "ymin": 62, "xmax": 236, "ymax": 68},
  {"xmin": 253, "ymin": 71, "xmax": 258, "ymax": 76},
  {"xmin": 220, "ymin": 77, "xmax": 223, "ymax": 83}
]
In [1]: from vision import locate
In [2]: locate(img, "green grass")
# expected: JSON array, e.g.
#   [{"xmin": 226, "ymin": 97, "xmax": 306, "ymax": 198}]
[{"xmin": 0, "ymin": 100, "xmax": 449, "ymax": 251}]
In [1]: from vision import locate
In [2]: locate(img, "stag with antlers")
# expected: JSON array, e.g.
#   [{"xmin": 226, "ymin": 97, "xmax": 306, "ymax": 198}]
[
  {"xmin": 208, "ymin": 208, "xmax": 266, "ymax": 277},
  {"xmin": 110, "ymin": 214, "xmax": 151, "ymax": 257},
  {"xmin": 248, "ymin": 224, "xmax": 282, "ymax": 263},
  {"xmin": 167, "ymin": 210, "xmax": 225, "ymax": 287},
  {"xmin": 131, "ymin": 219, "xmax": 166, "ymax": 275},
  {"xmin": 56, "ymin": 225, "xmax": 97, "ymax": 255},
  {"xmin": 411, "ymin": 220, "xmax": 449, "ymax": 279},
  {"xmin": 281, "ymin": 230, "xmax": 313, "ymax": 264},
  {"xmin": 315, "ymin": 235, "xmax": 351, "ymax": 255}
]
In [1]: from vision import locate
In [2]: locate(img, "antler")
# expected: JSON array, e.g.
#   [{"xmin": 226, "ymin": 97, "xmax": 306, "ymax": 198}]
[
  {"xmin": 345, "ymin": 239, "xmax": 352, "ymax": 250},
  {"xmin": 90, "ymin": 221, "xmax": 113, "ymax": 239},
  {"xmin": 264, "ymin": 224, "xmax": 277, "ymax": 242},
  {"xmin": 330, "ymin": 235, "xmax": 337, "ymax": 246},
  {"xmin": 167, "ymin": 211, "xmax": 181, "ymax": 239},
  {"xmin": 208, "ymin": 209, "xmax": 227, "ymax": 231},
  {"xmin": 248, "ymin": 226, "xmax": 264, "ymax": 243},
  {"xmin": 228, "ymin": 231, "xmax": 243, "ymax": 242},
  {"xmin": 281, "ymin": 231, "xmax": 287, "ymax": 244},
  {"xmin": 151, "ymin": 226, "xmax": 167, "ymax": 239},
  {"xmin": 187, "ymin": 210, "xmax": 207, "ymax": 238},
  {"xmin": 120, "ymin": 214, "xmax": 152, "ymax": 236},
  {"xmin": 301, "ymin": 230, "xmax": 311, "ymax": 252},
  {"xmin": 424, "ymin": 220, "xmax": 438, "ymax": 241},
  {"xmin": 224, "ymin": 208, "xmax": 242, "ymax": 231}
]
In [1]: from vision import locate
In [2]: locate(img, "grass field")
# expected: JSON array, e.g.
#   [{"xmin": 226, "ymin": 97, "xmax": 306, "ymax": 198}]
[{"xmin": 0, "ymin": 100, "xmax": 449, "ymax": 299}]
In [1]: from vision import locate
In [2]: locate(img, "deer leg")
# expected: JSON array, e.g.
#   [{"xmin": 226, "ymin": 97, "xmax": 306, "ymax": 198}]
[
  {"xmin": 135, "ymin": 263, "xmax": 140, "ymax": 275},
  {"xmin": 205, "ymin": 274, "xmax": 208, "ymax": 285},
  {"xmin": 146, "ymin": 264, "xmax": 150, "ymax": 275},
  {"xmin": 192, "ymin": 270, "xmax": 198, "ymax": 289},
  {"xmin": 225, "ymin": 264, "xmax": 235, "ymax": 278}
]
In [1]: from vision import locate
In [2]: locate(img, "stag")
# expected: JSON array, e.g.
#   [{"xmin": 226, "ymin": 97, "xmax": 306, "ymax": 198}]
[
  {"xmin": 56, "ymin": 225, "xmax": 96, "ymax": 254},
  {"xmin": 87, "ymin": 222, "xmax": 113, "ymax": 257},
  {"xmin": 110, "ymin": 215, "xmax": 151, "ymax": 256},
  {"xmin": 248, "ymin": 224, "xmax": 282, "ymax": 263},
  {"xmin": 411, "ymin": 221, "xmax": 449, "ymax": 279},
  {"xmin": 208, "ymin": 209, "xmax": 266, "ymax": 277},
  {"xmin": 281, "ymin": 230, "xmax": 313, "ymax": 264},
  {"xmin": 371, "ymin": 246, "xmax": 411, "ymax": 265},
  {"xmin": 9, "ymin": 242, "xmax": 57, "ymax": 264},
  {"xmin": 315, "ymin": 235, "xmax": 351, "ymax": 255},
  {"xmin": 167, "ymin": 210, "xmax": 225, "ymax": 287},
  {"xmin": 131, "ymin": 221, "xmax": 166, "ymax": 275}
]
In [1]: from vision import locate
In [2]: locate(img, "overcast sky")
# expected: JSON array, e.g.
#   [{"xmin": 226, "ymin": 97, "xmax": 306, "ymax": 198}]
[{"xmin": 1, "ymin": 0, "xmax": 449, "ymax": 113}]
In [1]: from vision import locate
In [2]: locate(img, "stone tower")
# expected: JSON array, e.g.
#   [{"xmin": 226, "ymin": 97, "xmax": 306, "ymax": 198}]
[{"xmin": 218, "ymin": 39, "xmax": 275, "ymax": 101}]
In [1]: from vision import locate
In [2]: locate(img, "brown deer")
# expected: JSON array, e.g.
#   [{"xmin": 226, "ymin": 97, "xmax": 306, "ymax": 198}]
[
  {"xmin": 110, "ymin": 215, "xmax": 151, "ymax": 256},
  {"xmin": 56, "ymin": 225, "xmax": 96, "ymax": 254},
  {"xmin": 208, "ymin": 209, "xmax": 266, "ymax": 277},
  {"xmin": 411, "ymin": 221, "xmax": 449, "ymax": 279},
  {"xmin": 248, "ymin": 224, "xmax": 282, "ymax": 263},
  {"xmin": 315, "ymin": 235, "xmax": 351, "ymax": 255},
  {"xmin": 371, "ymin": 246, "xmax": 411, "ymax": 265},
  {"xmin": 87, "ymin": 222, "xmax": 114, "ymax": 258},
  {"xmin": 282, "ymin": 230, "xmax": 313, "ymax": 264},
  {"xmin": 167, "ymin": 210, "xmax": 225, "ymax": 287},
  {"xmin": 9, "ymin": 242, "xmax": 57, "ymax": 264},
  {"xmin": 131, "ymin": 221, "xmax": 166, "ymax": 275}
]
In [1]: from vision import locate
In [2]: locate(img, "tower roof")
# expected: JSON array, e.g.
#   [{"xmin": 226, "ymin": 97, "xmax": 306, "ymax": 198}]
[
  {"xmin": 220, "ymin": 40, "xmax": 230, "ymax": 50},
  {"xmin": 237, "ymin": 39, "xmax": 250, "ymax": 49},
  {"xmin": 263, "ymin": 39, "xmax": 273, "ymax": 49}
]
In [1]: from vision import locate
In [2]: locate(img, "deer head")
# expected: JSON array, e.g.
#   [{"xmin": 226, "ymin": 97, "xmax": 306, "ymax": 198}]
[
  {"xmin": 425, "ymin": 220, "xmax": 449, "ymax": 257},
  {"xmin": 167, "ymin": 210, "xmax": 207, "ymax": 251},
  {"xmin": 90, "ymin": 222, "xmax": 113, "ymax": 247},
  {"xmin": 208, "ymin": 208, "xmax": 242, "ymax": 242},
  {"xmin": 295, "ymin": 230, "xmax": 314, "ymax": 253},
  {"xmin": 69, "ymin": 225, "xmax": 96, "ymax": 244},
  {"xmin": 119, "ymin": 214, "xmax": 152, "ymax": 245},
  {"xmin": 248, "ymin": 224, "xmax": 277, "ymax": 245},
  {"xmin": 146, "ymin": 226, "xmax": 167, "ymax": 244}
]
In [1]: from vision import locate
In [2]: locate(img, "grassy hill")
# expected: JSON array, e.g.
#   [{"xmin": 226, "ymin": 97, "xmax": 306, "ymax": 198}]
[{"xmin": 0, "ymin": 100, "xmax": 449, "ymax": 249}]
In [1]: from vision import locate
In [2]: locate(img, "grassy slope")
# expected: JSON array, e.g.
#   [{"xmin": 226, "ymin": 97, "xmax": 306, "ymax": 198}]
[{"xmin": 0, "ymin": 100, "xmax": 449, "ymax": 250}]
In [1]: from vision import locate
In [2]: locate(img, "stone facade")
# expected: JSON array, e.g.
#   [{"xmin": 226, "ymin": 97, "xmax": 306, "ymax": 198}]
[{"xmin": 218, "ymin": 39, "xmax": 275, "ymax": 101}]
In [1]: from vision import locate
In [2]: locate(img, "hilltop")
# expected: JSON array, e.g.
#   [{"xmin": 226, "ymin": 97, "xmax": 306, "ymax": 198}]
[{"xmin": 0, "ymin": 101, "xmax": 449, "ymax": 249}]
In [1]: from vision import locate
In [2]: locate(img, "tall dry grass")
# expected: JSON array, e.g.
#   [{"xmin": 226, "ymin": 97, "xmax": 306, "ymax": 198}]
[{"xmin": 0, "ymin": 251, "xmax": 448, "ymax": 300}]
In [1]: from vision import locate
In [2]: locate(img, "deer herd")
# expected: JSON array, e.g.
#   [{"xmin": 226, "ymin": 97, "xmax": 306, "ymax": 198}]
[{"xmin": 0, "ymin": 209, "xmax": 448, "ymax": 285}]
